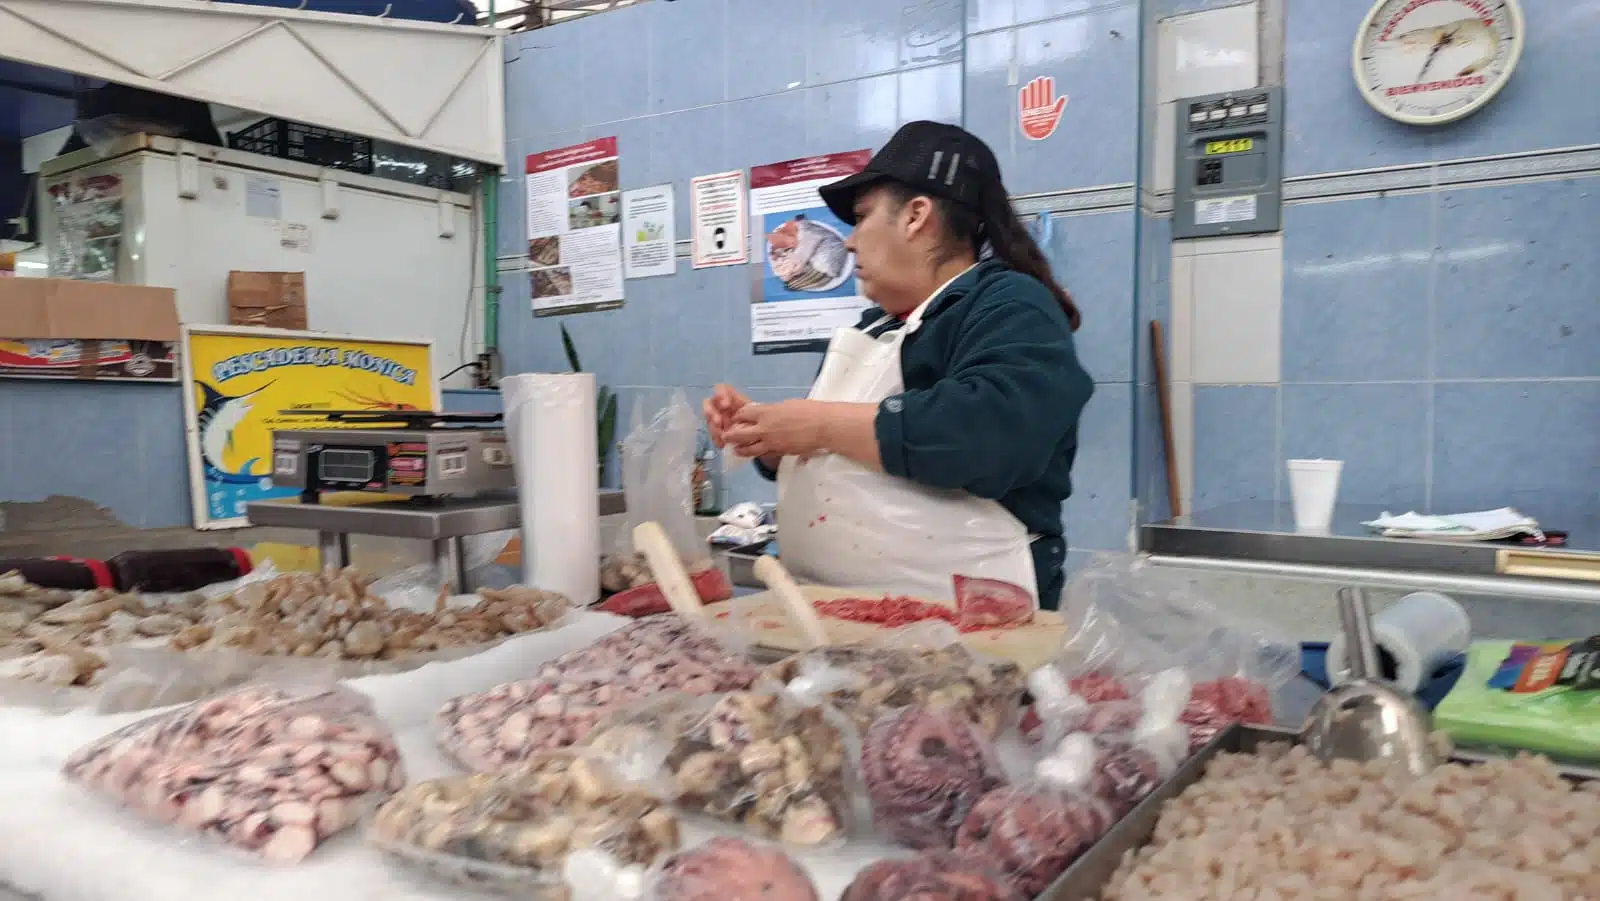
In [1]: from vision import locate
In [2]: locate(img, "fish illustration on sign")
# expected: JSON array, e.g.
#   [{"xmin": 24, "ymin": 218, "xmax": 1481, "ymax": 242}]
[
  {"xmin": 1393, "ymin": 17, "xmax": 1497, "ymax": 80},
  {"xmin": 195, "ymin": 380, "xmax": 274, "ymax": 484},
  {"xmin": 766, "ymin": 215, "xmax": 852, "ymax": 292}
]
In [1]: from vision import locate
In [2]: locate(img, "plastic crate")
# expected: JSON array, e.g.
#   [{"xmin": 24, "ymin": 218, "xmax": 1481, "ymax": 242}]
[{"xmin": 228, "ymin": 118, "xmax": 375, "ymax": 174}]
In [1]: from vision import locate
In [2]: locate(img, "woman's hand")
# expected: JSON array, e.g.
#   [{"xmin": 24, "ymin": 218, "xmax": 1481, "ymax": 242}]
[
  {"xmin": 703, "ymin": 383, "xmax": 751, "ymax": 449},
  {"xmin": 727, "ymin": 400, "xmax": 885, "ymax": 471},
  {"xmin": 725, "ymin": 400, "xmax": 832, "ymax": 460}
]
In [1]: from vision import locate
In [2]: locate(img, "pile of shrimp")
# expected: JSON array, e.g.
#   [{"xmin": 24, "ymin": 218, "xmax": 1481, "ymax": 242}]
[{"xmin": 1104, "ymin": 743, "xmax": 1600, "ymax": 901}]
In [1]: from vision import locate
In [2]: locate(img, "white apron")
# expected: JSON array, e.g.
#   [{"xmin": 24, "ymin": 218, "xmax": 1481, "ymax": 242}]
[{"xmin": 777, "ymin": 290, "xmax": 1040, "ymax": 607}]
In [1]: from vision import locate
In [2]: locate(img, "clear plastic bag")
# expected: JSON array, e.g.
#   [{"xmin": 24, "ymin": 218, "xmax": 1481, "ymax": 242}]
[
  {"xmin": 860, "ymin": 704, "xmax": 1009, "ymax": 850},
  {"xmin": 761, "ymin": 622, "xmax": 1026, "ymax": 738},
  {"xmin": 582, "ymin": 689, "xmax": 855, "ymax": 847},
  {"xmin": 436, "ymin": 615, "xmax": 759, "ymax": 773},
  {"xmin": 843, "ymin": 849, "xmax": 1024, "ymax": 901},
  {"xmin": 60, "ymin": 676, "xmax": 404, "ymax": 863},
  {"xmin": 650, "ymin": 836, "xmax": 819, "ymax": 901},
  {"xmin": 1043, "ymin": 555, "xmax": 1295, "ymax": 746},
  {"xmin": 368, "ymin": 749, "xmax": 680, "ymax": 898},
  {"xmin": 1031, "ymin": 668, "xmax": 1193, "ymax": 813},
  {"xmin": 952, "ymin": 782, "xmax": 1117, "ymax": 896}
]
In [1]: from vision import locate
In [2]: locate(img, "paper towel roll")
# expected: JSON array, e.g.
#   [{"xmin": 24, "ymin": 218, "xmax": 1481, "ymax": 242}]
[
  {"xmin": 1326, "ymin": 590, "xmax": 1470, "ymax": 694},
  {"xmin": 502, "ymin": 373, "xmax": 600, "ymax": 606}
]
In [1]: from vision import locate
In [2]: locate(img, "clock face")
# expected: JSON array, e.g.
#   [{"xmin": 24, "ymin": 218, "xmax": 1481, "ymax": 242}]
[{"xmin": 1354, "ymin": 0, "xmax": 1523, "ymax": 125}]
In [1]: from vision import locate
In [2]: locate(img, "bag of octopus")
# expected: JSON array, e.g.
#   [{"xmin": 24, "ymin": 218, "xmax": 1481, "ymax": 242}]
[
  {"xmin": 599, "ymin": 390, "xmax": 733, "ymax": 618},
  {"xmin": 1021, "ymin": 554, "xmax": 1299, "ymax": 753}
]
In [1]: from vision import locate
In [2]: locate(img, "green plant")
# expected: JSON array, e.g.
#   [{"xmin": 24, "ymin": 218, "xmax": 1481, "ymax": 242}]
[{"xmin": 560, "ymin": 324, "xmax": 617, "ymax": 470}]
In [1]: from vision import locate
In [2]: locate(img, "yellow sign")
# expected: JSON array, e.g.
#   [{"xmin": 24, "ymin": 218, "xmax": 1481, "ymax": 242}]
[
  {"xmin": 1204, "ymin": 138, "xmax": 1254, "ymax": 155},
  {"xmin": 181, "ymin": 326, "xmax": 437, "ymax": 529}
]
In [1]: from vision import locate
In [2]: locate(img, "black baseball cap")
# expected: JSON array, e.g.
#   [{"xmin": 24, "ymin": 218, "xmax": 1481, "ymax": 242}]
[{"xmin": 819, "ymin": 120, "xmax": 1002, "ymax": 226}]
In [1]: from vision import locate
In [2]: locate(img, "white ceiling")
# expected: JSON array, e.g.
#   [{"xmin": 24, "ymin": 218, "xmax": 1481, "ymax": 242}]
[{"xmin": 470, "ymin": 0, "xmax": 649, "ymax": 29}]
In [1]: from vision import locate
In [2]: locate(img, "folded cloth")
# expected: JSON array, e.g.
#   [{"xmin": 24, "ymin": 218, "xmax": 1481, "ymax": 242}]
[
  {"xmin": 1300, "ymin": 641, "xmax": 1465, "ymax": 710},
  {"xmin": 1362, "ymin": 507, "xmax": 1542, "ymax": 541}
]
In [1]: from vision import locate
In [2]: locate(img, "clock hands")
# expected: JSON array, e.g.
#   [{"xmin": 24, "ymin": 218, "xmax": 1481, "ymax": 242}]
[{"xmin": 1416, "ymin": 27, "xmax": 1455, "ymax": 82}]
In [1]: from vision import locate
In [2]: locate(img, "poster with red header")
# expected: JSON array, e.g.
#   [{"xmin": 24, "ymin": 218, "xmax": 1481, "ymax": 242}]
[
  {"xmin": 748, "ymin": 150, "xmax": 873, "ymax": 355},
  {"xmin": 525, "ymin": 137, "xmax": 625, "ymax": 316}
]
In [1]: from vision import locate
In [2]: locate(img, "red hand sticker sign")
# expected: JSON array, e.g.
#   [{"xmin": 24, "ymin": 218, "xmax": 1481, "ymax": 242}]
[{"xmin": 1019, "ymin": 76, "xmax": 1068, "ymax": 141}]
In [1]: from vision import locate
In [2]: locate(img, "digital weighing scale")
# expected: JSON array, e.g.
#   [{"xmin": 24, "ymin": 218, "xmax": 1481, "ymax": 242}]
[{"xmin": 270, "ymin": 410, "xmax": 514, "ymax": 503}]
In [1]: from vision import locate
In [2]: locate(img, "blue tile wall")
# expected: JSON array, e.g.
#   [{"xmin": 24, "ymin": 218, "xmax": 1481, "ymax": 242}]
[
  {"xmin": 1232, "ymin": 175, "xmax": 1599, "ymax": 524},
  {"xmin": 1285, "ymin": 0, "xmax": 1600, "ymax": 177},
  {"xmin": 0, "ymin": 382, "xmax": 191, "ymax": 529},
  {"xmin": 498, "ymin": 0, "xmax": 1142, "ymax": 553}
]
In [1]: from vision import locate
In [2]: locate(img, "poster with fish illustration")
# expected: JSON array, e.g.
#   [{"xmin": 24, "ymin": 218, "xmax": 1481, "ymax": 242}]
[
  {"xmin": 180, "ymin": 325, "xmax": 438, "ymax": 530},
  {"xmin": 748, "ymin": 150, "xmax": 874, "ymax": 355},
  {"xmin": 526, "ymin": 137, "xmax": 626, "ymax": 317}
]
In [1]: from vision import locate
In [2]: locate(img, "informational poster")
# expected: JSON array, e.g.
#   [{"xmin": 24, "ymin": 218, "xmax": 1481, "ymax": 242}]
[
  {"xmin": 621, "ymin": 184, "xmax": 676, "ymax": 279},
  {"xmin": 525, "ymin": 137, "xmax": 624, "ymax": 316},
  {"xmin": 45, "ymin": 174, "xmax": 123, "ymax": 282},
  {"xmin": 0, "ymin": 339, "xmax": 177, "ymax": 382},
  {"xmin": 690, "ymin": 170, "xmax": 749, "ymax": 269},
  {"xmin": 179, "ymin": 325, "xmax": 438, "ymax": 530},
  {"xmin": 748, "ymin": 151, "xmax": 873, "ymax": 355}
]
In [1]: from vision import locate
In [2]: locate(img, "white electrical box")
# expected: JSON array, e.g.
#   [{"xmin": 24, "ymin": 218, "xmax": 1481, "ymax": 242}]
[{"xmin": 37, "ymin": 134, "xmax": 481, "ymax": 382}]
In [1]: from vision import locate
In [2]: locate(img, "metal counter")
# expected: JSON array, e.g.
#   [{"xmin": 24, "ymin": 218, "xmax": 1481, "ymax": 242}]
[
  {"xmin": 1141, "ymin": 501, "xmax": 1600, "ymax": 603},
  {"xmin": 246, "ymin": 491, "xmax": 626, "ymax": 590}
]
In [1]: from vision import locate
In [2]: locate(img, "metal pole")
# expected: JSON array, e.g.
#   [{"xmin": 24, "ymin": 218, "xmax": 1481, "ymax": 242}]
[{"xmin": 482, "ymin": 0, "xmax": 502, "ymax": 358}]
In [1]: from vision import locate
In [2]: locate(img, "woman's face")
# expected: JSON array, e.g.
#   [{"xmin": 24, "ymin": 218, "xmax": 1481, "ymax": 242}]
[{"xmin": 845, "ymin": 186, "xmax": 934, "ymax": 315}]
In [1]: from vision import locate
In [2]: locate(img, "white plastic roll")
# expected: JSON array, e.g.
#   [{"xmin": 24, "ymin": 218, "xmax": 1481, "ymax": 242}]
[
  {"xmin": 501, "ymin": 372, "xmax": 600, "ymax": 606},
  {"xmin": 1326, "ymin": 590, "xmax": 1470, "ymax": 694}
]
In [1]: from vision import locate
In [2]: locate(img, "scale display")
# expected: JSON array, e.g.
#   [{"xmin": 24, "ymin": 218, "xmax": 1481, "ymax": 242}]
[
  {"xmin": 1172, "ymin": 87, "xmax": 1284, "ymax": 240},
  {"xmin": 317, "ymin": 448, "xmax": 377, "ymax": 485}
]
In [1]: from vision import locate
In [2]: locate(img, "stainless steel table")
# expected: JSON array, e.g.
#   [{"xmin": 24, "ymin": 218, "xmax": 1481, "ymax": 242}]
[{"xmin": 246, "ymin": 491, "xmax": 625, "ymax": 591}]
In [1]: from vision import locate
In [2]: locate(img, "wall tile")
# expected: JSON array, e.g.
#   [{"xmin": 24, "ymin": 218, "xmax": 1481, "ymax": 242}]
[
  {"xmin": 1169, "ymin": 250, "xmax": 1193, "ymax": 381},
  {"xmin": 574, "ymin": 7, "xmax": 652, "ymax": 126},
  {"xmin": 1010, "ymin": 4, "xmax": 1140, "ymax": 192},
  {"xmin": 723, "ymin": 91, "xmax": 809, "ymax": 172},
  {"xmin": 807, "ymin": 0, "xmax": 908, "ymax": 84},
  {"xmin": 1433, "ymin": 179, "xmax": 1599, "ymax": 379},
  {"xmin": 1432, "ymin": 381, "xmax": 1600, "ymax": 519},
  {"xmin": 1425, "ymin": 0, "xmax": 1600, "ymax": 163},
  {"xmin": 725, "ymin": 0, "xmax": 808, "ymax": 100},
  {"xmin": 967, "ymin": 0, "xmax": 1014, "ymax": 34},
  {"xmin": 648, "ymin": 105, "xmax": 729, "ymax": 236},
  {"xmin": 591, "ymin": 116, "xmax": 654, "ymax": 192},
  {"xmin": 1135, "ymin": 380, "xmax": 1172, "ymax": 523},
  {"xmin": 802, "ymin": 73, "xmax": 899, "ymax": 157},
  {"xmin": 649, "ymin": 267, "xmax": 730, "ymax": 388},
  {"xmin": 648, "ymin": 0, "xmax": 728, "ymax": 113},
  {"xmin": 902, "ymin": 0, "xmax": 965, "ymax": 67},
  {"xmin": 898, "ymin": 62, "xmax": 963, "ymax": 127},
  {"xmin": 442, "ymin": 389, "xmax": 504, "ymax": 414},
  {"xmin": 1015, "ymin": 0, "xmax": 1102, "ymax": 27},
  {"xmin": 1192, "ymin": 385, "xmax": 1277, "ymax": 509},
  {"xmin": 1134, "ymin": 213, "xmax": 1172, "ymax": 385},
  {"xmin": 960, "ymin": 29, "xmax": 1018, "ymax": 183},
  {"xmin": 1282, "ymin": 0, "xmax": 1432, "ymax": 177},
  {"xmin": 505, "ymin": 31, "xmax": 586, "ymax": 137},
  {"xmin": 1279, "ymin": 383, "xmax": 1428, "ymax": 509},
  {"xmin": 1190, "ymin": 243, "xmax": 1282, "ymax": 384},
  {"xmin": 1281, "ymin": 194, "xmax": 1433, "ymax": 382},
  {"xmin": 1062, "ymin": 382, "xmax": 1134, "ymax": 552},
  {"xmin": 1045, "ymin": 210, "xmax": 1136, "ymax": 384},
  {"xmin": 496, "ymin": 147, "xmax": 527, "ymax": 255},
  {"xmin": 0, "ymin": 383, "xmax": 189, "ymax": 529}
]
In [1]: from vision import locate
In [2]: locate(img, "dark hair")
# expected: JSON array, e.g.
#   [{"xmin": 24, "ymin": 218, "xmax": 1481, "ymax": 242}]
[{"xmin": 879, "ymin": 181, "xmax": 1081, "ymax": 331}]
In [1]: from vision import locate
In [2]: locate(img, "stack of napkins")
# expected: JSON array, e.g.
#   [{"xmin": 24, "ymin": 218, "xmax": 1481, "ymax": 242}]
[{"xmin": 1362, "ymin": 507, "xmax": 1542, "ymax": 541}]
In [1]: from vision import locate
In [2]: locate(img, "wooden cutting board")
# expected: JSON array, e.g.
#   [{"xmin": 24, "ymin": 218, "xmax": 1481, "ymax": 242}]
[{"xmin": 712, "ymin": 585, "xmax": 1070, "ymax": 672}]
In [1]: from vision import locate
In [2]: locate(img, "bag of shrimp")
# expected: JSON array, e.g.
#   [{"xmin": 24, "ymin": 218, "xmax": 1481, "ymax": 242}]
[
  {"xmin": 60, "ymin": 676, "xmax": 404, "ymax": 863},
  {"xmin": 368, "ymin": 748, "xmax": 681, "ymax": 899},
  {"xmin": 761, "ymin": 620, "xmax": 1026, "ymax": 739},
  {"xmin": 579, "ymin": 688, "xmax": 858, "ymax": 848},
  {"xmin": 436, "ymin": 614, "xmax": 759, "ymax": 773}
]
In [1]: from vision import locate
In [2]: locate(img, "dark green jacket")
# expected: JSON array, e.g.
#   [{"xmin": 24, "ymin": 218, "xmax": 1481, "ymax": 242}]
[{"xmin": 758, "ymin": 259, "xmax": 1095, "ymax": 608}]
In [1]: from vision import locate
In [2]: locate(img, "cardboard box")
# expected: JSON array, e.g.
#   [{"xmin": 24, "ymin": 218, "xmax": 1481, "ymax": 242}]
[
  {"xmin": 0, "ymin": 278, "xmax": 181, "ymax": 381},
  {"xmin": 228, "ymin": 271, "xmax": 307, "ymax": 330},
  {"xmin": 0, "ymin": 277, "xmax": 179, "ymax": 341}
]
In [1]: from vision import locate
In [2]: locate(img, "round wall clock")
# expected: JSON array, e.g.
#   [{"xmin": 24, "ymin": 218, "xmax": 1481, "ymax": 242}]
[{"xmin": 1352, "ymin": 0, "xmax": 1524, "ymax": 126}]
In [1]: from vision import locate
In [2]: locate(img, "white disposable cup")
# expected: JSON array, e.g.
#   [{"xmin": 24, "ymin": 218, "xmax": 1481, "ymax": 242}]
[{"xmin": 1286, "ymin": 459, "xmax": 1343, "ymax": 532}]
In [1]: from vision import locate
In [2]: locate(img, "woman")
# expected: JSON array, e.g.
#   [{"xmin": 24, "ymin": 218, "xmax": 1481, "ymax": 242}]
[{"xmin": 706, "ymin": 121, "xmax": 1093, "ymax": 610}]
